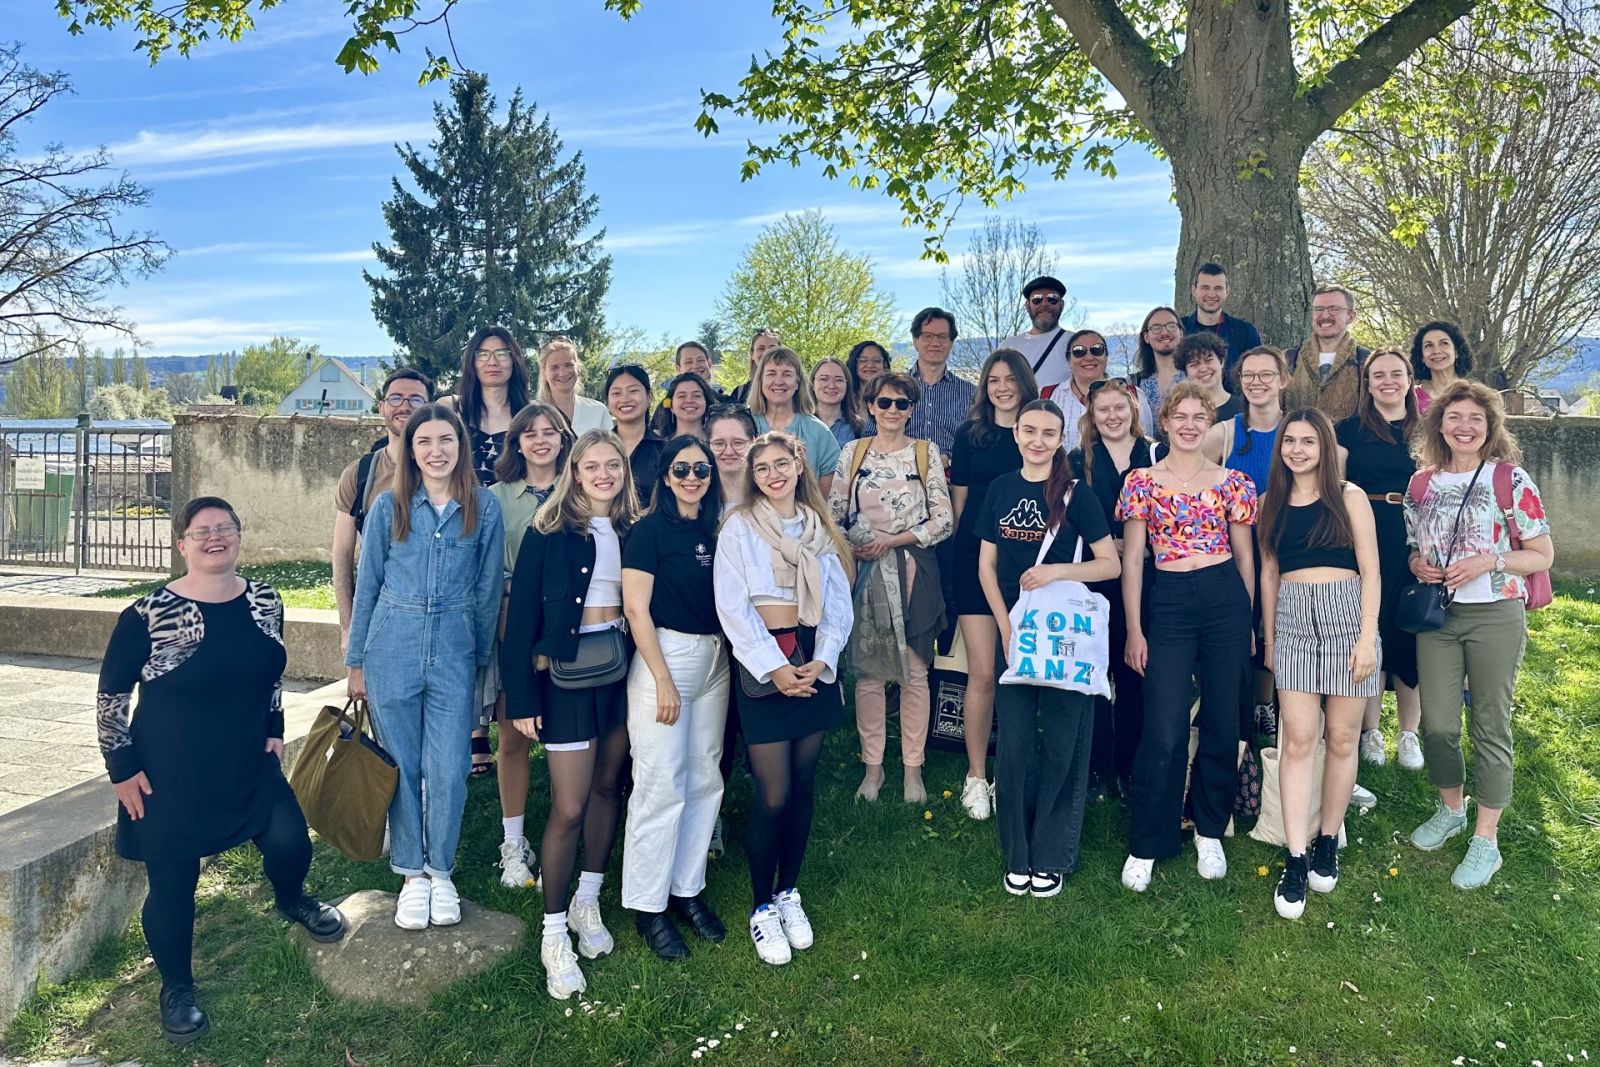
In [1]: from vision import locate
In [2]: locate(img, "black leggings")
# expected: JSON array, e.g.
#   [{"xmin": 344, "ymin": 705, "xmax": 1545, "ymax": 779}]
[
  {"xmin": 540, "ymin": 721, "xmax": 631, "ymax": 915},
  {"xmin": 745, "ymin": 730, "xmax": 824, "ymax": 911},
  {"xmin": 141, "ymin": 790, "xmax": 312, "ymax": 988}
]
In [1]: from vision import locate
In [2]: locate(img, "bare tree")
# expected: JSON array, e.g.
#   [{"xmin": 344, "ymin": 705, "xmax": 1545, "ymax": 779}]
[
  {"xmin": 0, "ymin": 43, "xmax": 169, "ymax": 364},
  {"xmin": 1304, "ymin": 33, "xmax": 1600, "ymax": 388},
  {"xmin": 940, "ymin": 217, "xmax": 1073, "ymax": 371}
]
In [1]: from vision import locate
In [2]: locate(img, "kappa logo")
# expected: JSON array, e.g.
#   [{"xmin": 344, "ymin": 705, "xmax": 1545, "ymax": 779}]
[{"xmin": 999, "ymin": 498, "xmax": 1048, "ymax": 540}]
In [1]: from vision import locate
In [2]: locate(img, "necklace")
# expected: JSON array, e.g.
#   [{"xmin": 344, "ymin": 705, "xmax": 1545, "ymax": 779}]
[{"xmin": 1164, "ymin": 457, "xmax": 1208, "ymax": 489}]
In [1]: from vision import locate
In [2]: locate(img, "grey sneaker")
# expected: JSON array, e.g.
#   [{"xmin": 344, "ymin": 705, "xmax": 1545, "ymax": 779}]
[
  {"xmin": 1411, "ymin": 799, "xmax": 1468, "ymax": 851},
  {"xmin": 1451, "ymin": 835, "xmax": 1503, "ymax": 890}
]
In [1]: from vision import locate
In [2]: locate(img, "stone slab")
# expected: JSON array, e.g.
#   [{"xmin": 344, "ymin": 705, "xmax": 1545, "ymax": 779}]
[{"xmin": 292, "ymin": 889, "xmax": 526, "ymax": 1008}]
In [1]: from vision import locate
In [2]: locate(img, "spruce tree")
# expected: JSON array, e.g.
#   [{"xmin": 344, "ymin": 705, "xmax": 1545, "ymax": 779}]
[{"xmin": 365, "ymin": 74, "xmax": 610, "ymax": 389}]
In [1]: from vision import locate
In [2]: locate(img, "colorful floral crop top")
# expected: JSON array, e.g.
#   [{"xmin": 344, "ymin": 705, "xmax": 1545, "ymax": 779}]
[{"xmin": 1115, "ymin": 467, "xmax": 1258, "ymax": 564}]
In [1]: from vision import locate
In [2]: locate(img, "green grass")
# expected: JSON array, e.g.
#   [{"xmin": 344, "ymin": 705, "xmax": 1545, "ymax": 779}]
[
  {"xmin": 8, "ymin": 588, "xmax": 1600, "ymax": 1066},
  {"xmin": 89, "ymin": 561, "xmax": 336, "ymax": 610}
]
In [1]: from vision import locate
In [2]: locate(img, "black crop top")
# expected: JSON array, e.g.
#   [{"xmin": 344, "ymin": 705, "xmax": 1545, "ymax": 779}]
[{"xmin": 1274, "ymin": 499, "xmax": 1359, "ymax": 574}]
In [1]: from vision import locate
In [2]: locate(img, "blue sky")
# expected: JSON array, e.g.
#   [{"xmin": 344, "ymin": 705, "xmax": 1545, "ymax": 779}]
[{"xmin": 10, "ymin": 1, "xmax": 1182, "ymax": 357}]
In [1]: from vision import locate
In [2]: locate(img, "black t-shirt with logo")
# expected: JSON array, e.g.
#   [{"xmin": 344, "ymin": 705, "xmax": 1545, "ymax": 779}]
[
  {"xmin": 621, "ymin": 510, "xmax": 721, "ymax": 634},
  {"xmin": 978, "ymin": 470, "xmax": 1111, "ymax": 609}
]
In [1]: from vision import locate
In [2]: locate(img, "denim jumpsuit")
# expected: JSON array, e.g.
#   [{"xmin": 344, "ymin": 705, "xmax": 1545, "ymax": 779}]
[{"xmin": 346, "ymin": 486, "xmax": 504, "ymax": 878}]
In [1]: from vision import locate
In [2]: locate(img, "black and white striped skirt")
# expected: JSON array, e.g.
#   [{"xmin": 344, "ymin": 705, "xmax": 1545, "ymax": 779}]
[{"xmin": 1271, "ymin": 577, "xmax": 1382, "ymax": 697}]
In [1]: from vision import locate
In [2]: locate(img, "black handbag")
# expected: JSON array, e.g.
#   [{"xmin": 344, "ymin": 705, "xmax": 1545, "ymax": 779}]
[
  {"xmin": 549, "ymin": 625, "xmax": 631, "ymax": 689},
  {"xmin": 1395, "ymin": 462, "xmax": 1483, "ymax": 635},
  {"xmin": 737, "ymin": 641, "xmax": 808, "ymax": 700}
]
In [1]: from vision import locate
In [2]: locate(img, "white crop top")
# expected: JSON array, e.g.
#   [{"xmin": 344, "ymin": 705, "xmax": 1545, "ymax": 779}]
[{"xmin": 585, "ymin": 517, "xmax": 623, "ymax": 608}]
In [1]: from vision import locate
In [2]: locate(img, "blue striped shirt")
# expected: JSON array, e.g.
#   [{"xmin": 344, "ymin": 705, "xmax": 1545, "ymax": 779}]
[{"xmin": 906, "ymin": 361, "xmax": 978, "ymax": 458}]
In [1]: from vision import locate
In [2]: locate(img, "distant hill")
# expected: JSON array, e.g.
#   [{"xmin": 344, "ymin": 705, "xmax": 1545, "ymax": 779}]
[
  {"xmin": 1539, "ymin": 338, "xmax": 1600, "ymax": 394},
  {"xmin": 138, "ymin": 355, "xmax": 390, "ymax": 384}
]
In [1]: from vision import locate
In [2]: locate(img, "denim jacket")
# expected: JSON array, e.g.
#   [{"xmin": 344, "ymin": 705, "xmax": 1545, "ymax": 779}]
[{"xmin": 345, "ymin": 486, "xmax": 504, "ymax": 669}]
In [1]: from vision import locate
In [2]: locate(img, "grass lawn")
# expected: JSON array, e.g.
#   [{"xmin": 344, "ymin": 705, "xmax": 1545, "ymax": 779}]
[
  {"xmin": 89, "ymin": 561, "xmax": 337, "ymax": 611},
  {"xmin": 7, "ymin": 583, "xmax": 1598, "ymax": 1066}
]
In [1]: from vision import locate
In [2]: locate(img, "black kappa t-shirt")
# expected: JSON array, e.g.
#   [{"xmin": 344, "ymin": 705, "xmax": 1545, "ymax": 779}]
[
  {"xmin": 621, "ymin": 510, "xmax": 720, "ymax": 634},
  {"xmin": 979, "ymin": 470, "xmax": 1111, "ymax": 609}
]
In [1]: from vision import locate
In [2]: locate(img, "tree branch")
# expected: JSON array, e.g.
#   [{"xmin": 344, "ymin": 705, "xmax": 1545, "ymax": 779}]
[
  {"xmin": 1296, "ymin": 0, "xmax": 1479, "ymax": 143},
  {"xmin": 1045, "ymin": 0, "xmax": 1170, "ymax": 130}
]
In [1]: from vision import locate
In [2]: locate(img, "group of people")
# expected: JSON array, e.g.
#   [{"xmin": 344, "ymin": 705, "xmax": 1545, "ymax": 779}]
[{"xmin": 97, "ymin": 263, "xmax": 1555, "ymax": 1042}]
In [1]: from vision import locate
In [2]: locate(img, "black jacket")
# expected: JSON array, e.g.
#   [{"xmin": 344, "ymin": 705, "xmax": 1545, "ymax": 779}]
[{"xmin": 500, "ymin": 525, "xmax": 601, "ymax": 719}]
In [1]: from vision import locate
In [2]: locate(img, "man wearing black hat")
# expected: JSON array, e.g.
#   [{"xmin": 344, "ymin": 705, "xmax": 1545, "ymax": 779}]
[{"xmin": 1000, "ymin": 275, "xmax": 1072, "ymax": 397}]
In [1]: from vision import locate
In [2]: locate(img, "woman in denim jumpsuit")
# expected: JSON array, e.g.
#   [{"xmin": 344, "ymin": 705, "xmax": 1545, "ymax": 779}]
[{"xmin": 347, "ymin": 404, "xmax": 504, "ymax": 930}]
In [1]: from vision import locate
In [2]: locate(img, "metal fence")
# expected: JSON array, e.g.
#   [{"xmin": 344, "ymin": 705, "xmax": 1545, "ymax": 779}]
[{"xmin": 0, "ymin": 418, "xmax": 172, "ymax": 574}]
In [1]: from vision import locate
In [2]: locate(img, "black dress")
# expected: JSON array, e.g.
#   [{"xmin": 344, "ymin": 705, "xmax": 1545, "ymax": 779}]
[
  {"xmin": 98, "ymin": 582, "xmax": 291, "ymax": 862},
  {"xmin": 950, "ymin": 420, "xmax": 1023, "ymax": 616},
  {"xmin": 1336, "ymin": 415, "xmax": 1418, "ymax": 688},
  {"xmin": 468, "ymin": 425, "xmax": 503, "ymax": 486}
]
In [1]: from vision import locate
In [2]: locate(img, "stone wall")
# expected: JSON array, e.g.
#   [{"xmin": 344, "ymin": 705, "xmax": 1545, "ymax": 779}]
[
  {"xmin": 1506, "ymin": 416, "xmax": 1600, "ymax": 577},
  {"xmin": 171, "ymin": 412, "xmax": 382, "ymax": 568}
]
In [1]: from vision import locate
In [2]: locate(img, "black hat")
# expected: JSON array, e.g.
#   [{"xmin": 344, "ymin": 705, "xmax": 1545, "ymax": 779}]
[{"xmin": 1021, "ymin": 275, "xmax": 1066, "ymax": 298}]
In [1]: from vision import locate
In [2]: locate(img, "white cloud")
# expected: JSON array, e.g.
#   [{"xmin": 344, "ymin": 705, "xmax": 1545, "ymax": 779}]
[
  {"xmin": 260, "ymin": 249, "xmax": 377, "ymax": 264},
  {"xmin": 180, "ymin": 241, "xmax": 301, "ymax": 257},
  {"xmin": 104, "ymin": 120, "xmax": 434, "ymax": 166},
  {"xmin": 604, "ymin": 223, "xmax": 718, "ymax": 252},
  {"xmin": 736, "ymin": 202, "xmax": 907, "ymax": 229},
  {"xmin": 82, "ymin": 315, "xmax": 316, "ymax": 352}
]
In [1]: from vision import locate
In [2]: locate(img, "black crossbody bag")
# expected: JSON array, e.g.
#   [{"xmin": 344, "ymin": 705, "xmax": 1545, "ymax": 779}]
[{"xmin": 1396, "ymin": 461, "xmax": 1484, "ymax": 635}]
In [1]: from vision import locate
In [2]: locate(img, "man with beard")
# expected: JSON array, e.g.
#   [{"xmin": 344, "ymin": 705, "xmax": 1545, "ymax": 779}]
[
  {"xmin": 1001, "ymin": 276, "xmax": 1072, "ymax": 397},
  {"xmin": 1182, "ymin": 263, "xmax": 1262, "ymax": 375},
  {"xmin": 332, "ymin": 367, "xmax": 433, "ymax": 651},
  {"xmin": 1285, "ymin": 283, "xmax": 1370, "ymax": 421}
]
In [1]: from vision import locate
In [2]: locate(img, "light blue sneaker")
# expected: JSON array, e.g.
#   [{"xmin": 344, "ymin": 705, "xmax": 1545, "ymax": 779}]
[
  {"xmin": 1451, "ymin": 835, "xmax": 1503, "ymax": 890},
  {"xmin": 1411, "ymin": 799, "xmax": 1468, "ymax": 851}
]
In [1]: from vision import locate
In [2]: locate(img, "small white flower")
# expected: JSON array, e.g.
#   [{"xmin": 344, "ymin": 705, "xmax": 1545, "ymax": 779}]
[
  {"xmin": 1534, "ymin": 1059, "xmax": 1544, "ymax": 1066},
  {"xmin": 1327, "ymin": 921, "xmax": 1336, "ymax": 929},
  {"xmin": 708, "ymin": 1039, "xmax": 720, "ymax": 1049},
  {"xmin": 1157, "ymin": 1002, "xmax": 1163, "ymax": 1011},
  {"xmin": 1290, "ymin": 1046, "xmax": 1297, "ymax": 1054},
  {"xmin": 1452, "ymin": 1057, "xmax": 1465, "ymax": 1065},
  {"xmin": 1497, "ymin": 1042, "xmax": 1508, "ymax": 1050},
  {"xmin": 736, "ymin": 1023, "xmax": 746, "ymax": 1031},
  {"xmin": 861, "ymin": 950, "xmax": 869, "ymax": 960},
  {"xmin": 1373, "ymin": 892, "xmax": 1382, "ymax": 903},
  {"xmin": 692, "ymin": 1052, "xmax": 703, "ymax": 1060},
  {"xmin": 564, "ymin": 1007, "xmax": 573, "ymax": 1017},
  {"xmin": 852, "ymin": 974, "xmax": 861, "ymax": 981},
  {"xmin": 1554, "ymin": 893, "xmax": 1562, "ymax": 901},
  {"xmin": 771, "ymin": 1030, "xmax": 780, "ymax": 1038}
]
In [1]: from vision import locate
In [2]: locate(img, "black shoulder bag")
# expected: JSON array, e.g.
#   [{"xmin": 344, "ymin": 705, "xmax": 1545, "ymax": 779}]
[{"xmin": 1396, "ymin": 461, "xmax": 1484, "ymax": 635}]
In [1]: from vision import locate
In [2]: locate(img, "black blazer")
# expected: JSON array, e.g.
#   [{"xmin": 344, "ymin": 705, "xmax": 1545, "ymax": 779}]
[{"xmin": 500, "ymin": 525, "xmax": 600, "ymax": 720}]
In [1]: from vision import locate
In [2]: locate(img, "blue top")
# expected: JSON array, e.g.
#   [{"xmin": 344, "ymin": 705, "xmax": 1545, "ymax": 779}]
[
  {"xmin": 1181, "ymin": 311, "xmax": 1262, "ymax": 375},
  {"xmin": 1224, "ymin": 412, "xmax": 1278, "ymax": 495},
  {"xmin": 754, "ymin": 412, "xmax": 844, "ymax": 483},
  {"xmin": 905, "ymin": 362, "xmax": 979, "ymax": 456},
  {"xmin": 345, "ymin": 485, "xmax": 505, "ymax": 669},
  {"xmin": 826, "ymin": 415, "xmax": 861, "ymax": 448}
]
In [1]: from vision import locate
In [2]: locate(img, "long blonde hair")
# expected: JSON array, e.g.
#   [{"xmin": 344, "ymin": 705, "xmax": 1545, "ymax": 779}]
[
  {"xmin": 391, "ymin": 404, "xmax": 480, "ymax": 542},
  {"xmin": 1075, "ymin": 379, "xmax": 1147, "ymax": 485},
  {"xmin": 748, "ymin": 347, "xmax": 816, "ymax": 418},
  {"xmin": 532, "ymin": 430, "xmax": 640, "ymax": 536},
  {"xmin": 731, "ymin": 432, "xmax": 853, "ymax": 575},
  {"xmin": 536, "ymin": 337, "xmax": 582, "ymax": 404},
  {"xmin": 1412, "ymin": 378, "xmax": 1522, "ymax": 470}
]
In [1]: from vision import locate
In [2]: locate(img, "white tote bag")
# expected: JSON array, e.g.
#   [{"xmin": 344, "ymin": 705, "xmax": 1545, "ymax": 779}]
[{"xmin": 997, "ymin": 488, "xmax": 1111, "ymax": 698}]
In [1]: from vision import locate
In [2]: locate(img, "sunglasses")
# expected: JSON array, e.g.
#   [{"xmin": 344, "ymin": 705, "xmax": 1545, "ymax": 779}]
[
  {"xmin": 873, "ymin": 397, "xmax": 914, "ymax": 411},
  {"xmin": 669, "ymin": 461, "xmax": 714, "ymax": 480},
  {"xmin": 1086, "ymin": 378, "xmax": 1130, "ymax": 396},
  {"xmin": 1070, "ymin": 343, "xmax": 1108, "ymax": 358},
  {"xmin": 1029, "ymin": 294, "xmax": 1062, "ymax": 307}
]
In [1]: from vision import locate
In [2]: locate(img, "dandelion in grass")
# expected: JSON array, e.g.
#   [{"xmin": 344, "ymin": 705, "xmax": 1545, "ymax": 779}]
[
  {"xmin": 943, "ymin": 789, "xmax": 953, "ymax": 799},
  {"xmin": 1257, "ymin": 865, "xmax": 1269, "ymax": 877},
  {"xmin": 923, "ymin": 810, "xmax": 933, "ymax": 820},
  {"xmin": 1389, "ymin": 867, "xmax": 1399, "ymax": 877}
]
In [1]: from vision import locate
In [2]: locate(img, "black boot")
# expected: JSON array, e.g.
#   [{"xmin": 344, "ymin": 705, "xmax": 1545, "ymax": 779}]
[
  {"xmin": 277, "ymin": 894, "xmax": 348, "ymax": 943},
  {"xmin": 159, "ymin": 983, "xmax": 209, "ymax": 1045},
  {"xmin": 634, "ymin": 910, "xmax": 690, "ymax": 961},
  {"xmin": 669, "ymin": 893, "xmax": 727, "ymax": 942}
]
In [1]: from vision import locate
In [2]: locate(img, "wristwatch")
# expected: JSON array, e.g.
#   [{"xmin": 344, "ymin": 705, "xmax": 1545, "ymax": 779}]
[{"xmin": 1493, "ymin": 553, "xmax": 1506, "ymax": 574}]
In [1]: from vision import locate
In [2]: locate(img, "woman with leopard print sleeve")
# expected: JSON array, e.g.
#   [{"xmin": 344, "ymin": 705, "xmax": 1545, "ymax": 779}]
[{"xmin": 99, "ymin": 496, "xmax": 346, "ymax": 1047}]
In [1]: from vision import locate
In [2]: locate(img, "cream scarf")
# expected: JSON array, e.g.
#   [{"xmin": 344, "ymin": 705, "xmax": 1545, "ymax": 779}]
[{"xmin": 747, "ymin": 498, "xmax": 835, "ymax": 626}]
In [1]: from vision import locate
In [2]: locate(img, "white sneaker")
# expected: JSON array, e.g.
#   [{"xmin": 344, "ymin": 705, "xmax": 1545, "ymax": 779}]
[
  {"xmin": 540, "ymin": 934, "xmax": 586, "ymax": 1000},
  {"xmin": 1350, "ymin": 783, "xmax": 1378, "ymax": 812},
  {"xmin": 1359, "ymin": 729, "xmax": 1386, "ymax": 766},
  {"xmin": 1121, "ymin": 855, "xmax": 1153, "ymax": 893},
  {"xmin": 498, "ymin": 838, "xmax": 538, "ymax": 889},
  {"xmin": 772, "ymin": 888, "xmax": 814, "ymax": 950},
  {"xmin": 961, "ymin": 775, "xmax": 993, "ymax": 820},
  {"xmin": 567, "ymin": 897, "xmax": 614, "ymax": 959},
  {"xmin": 1397, "ymin": 731, "xmax": 1425, "ymax": 771},
  {"xmin": 1195, "ymin": 835, "xmax": 1228, "ymax": 880},
  {"xmin": 429, "ymin": 875, "xmax": 462, "ymax": 926},
  {"xmin": 394, "ymin": 877, "xmax": 430, "ymax": 930},
  {"xmin": 749, "ymin": 904, "xmax": 792, "ymax": 965}
]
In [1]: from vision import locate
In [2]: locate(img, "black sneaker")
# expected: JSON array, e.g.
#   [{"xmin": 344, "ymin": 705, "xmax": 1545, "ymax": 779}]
[
  {"xmin": 1029, "ymin": 872, "xmax": 1063, "ymax": 898},
  {"xmin": 159, "ymin": 983, "xmax": 210, "ymax": 1046},
  {"xmin": 1273, "ymin": 854, "xmax": 1308, "ymax": 920},
  {"xmin": 1308, "ymin": 833, "xmax": 1340, "ymax": 894},
  {"xmin": 1003, "ymin": 871, "xmax": 1031, "ymax": 896},
  {"xmin": 277, "ymin": 894, "xmax": 347, "ymax": 943}
]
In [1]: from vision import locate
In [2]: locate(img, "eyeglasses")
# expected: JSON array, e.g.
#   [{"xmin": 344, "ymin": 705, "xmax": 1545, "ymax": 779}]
[
  {"xmin": 1070, "ymin": 344, "xmax": 1107, "ymax": 358},
  {"xmin": 384, "ymin": 393, "xmax": 427, "ymax": 409},
  {"xmin": 1311, "ymin": 304, "xmax": 1353, "ymax": 315},
  {"xmin": 873, "ymin": 397, "xmax": 913, "ymax": 411},
  {"xmin": 1239, "ymin": 371, "xmax": 1279, "ymax": 383},
  {"xmin": 752, "ymin": 457, "xmax": 795, "ymax": 478},
  {"xmin": 1029, "ymin": 294, "xmax": 1062, "ymax": 307},
  {"xmin": 917, "ymin": 332, "xmax": 952, "ymax": 343},
  {"xmin": 1146, "ymin": 322, "xmax": 1182, "ymax": 335},
  {"xmin": 474, "ymin": 348, "xmax": 512, "ymax": 363},
  {"xmin": 184, "ymin": 522, "xmax": 240, "ymax": 541},
  {"xmin": 669, "ymin": 461, "xmax": 714, "ymax": 480}
]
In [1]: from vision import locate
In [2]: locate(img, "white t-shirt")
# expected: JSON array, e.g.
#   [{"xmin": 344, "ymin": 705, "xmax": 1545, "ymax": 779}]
[
  {"xmin": 1000, "ymin": 328, "xmax": 1070, "ymax": 397},
  {"xmin": 584, "ymin": 516, "xmax": 623, "ymax": 608},
  {"xmin": 570, "ymin": 395, "xmax": 614, "ymax": 435}
]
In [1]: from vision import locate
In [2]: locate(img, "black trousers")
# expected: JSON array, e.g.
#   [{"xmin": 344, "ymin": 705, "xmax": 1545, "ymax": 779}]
[
  {"xmin": 1090, "ymin": 576, "xmax": 1145, "ymax": 783},
  {"xmin": 1127, "ymin": 560, "xmax": 1250, "ymax": 860}
]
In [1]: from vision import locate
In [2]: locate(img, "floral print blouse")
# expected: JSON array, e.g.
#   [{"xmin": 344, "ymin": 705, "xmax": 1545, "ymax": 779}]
[
  {"xmin": 1404, "ymin": 462, "xmax": 1548, "ymax": 603},
  {"xmin": 828, "ymin": 439, "xmax": 954, "ymax": 548},
  {"xmin": 1115, "ymin": 467, "xmax": 1258, "ymax": 564}
]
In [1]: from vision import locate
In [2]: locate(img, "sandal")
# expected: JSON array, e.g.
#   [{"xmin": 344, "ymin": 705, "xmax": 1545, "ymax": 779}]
[{"xmin": 470, "ymin": 733, "xmax": 496, "ymax": 779}]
